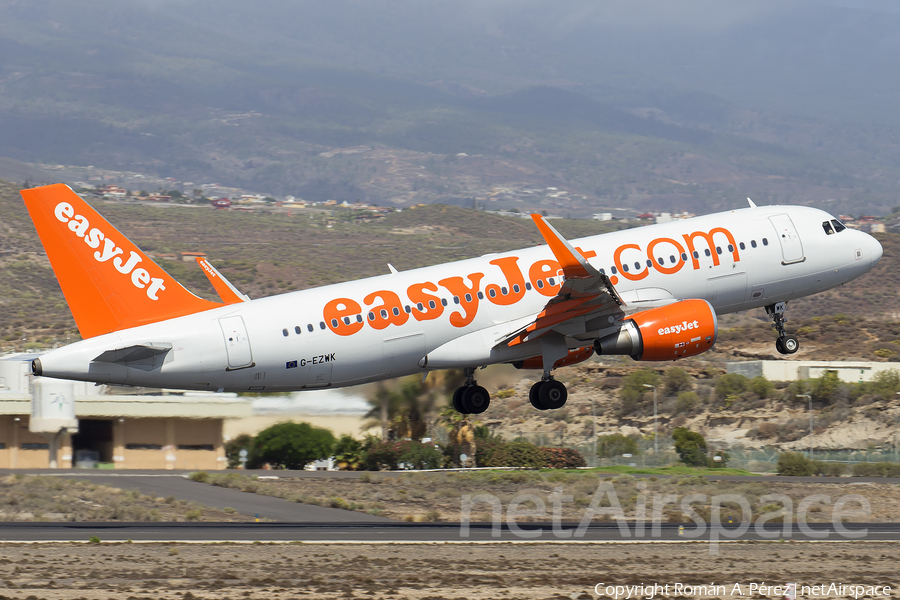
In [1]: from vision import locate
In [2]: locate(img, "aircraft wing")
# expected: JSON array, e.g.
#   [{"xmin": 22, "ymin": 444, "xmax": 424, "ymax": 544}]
[
  {"xmin": 501, "ymin": 215, "xmax": 626, "ymax": 348},
  {"xmin": 196, "ymin": 258, "xmax": 250, "ymax": 304}
]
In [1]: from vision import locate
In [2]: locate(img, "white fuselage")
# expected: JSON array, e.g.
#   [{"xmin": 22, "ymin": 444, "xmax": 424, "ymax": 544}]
[{"xmin": 38, "ymin": 205, "xmax": 883, "ymax": 392}]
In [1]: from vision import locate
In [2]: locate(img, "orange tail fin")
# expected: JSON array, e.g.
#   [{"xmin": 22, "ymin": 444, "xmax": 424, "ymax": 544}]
[{"xmin": 22, "ymin": 184, "xmax": 224, "ymax": 338}]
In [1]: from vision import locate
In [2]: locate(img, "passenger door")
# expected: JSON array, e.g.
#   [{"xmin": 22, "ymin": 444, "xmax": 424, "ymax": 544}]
[
  {"xmin": 219, "ymin": 316, "xmax": 254, "ymax": 370},
  {"xmin": 769, "ymin": 214, "xmax": 805, "ymax": 264}
]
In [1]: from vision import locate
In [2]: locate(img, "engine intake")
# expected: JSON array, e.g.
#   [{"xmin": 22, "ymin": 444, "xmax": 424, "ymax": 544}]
[{"xmin": 594, "ymin": 299, "xmax": 718, "ymax": 361}]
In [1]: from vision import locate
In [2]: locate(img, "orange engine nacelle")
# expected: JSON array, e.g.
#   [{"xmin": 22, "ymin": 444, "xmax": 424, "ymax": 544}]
[
  {"xmin": 513, "ymin": 346, "xmax": 594, "ymax": 370},
  {"xmin": 594, "ymin": 299, "xmax": 718, "ymax": 361}
]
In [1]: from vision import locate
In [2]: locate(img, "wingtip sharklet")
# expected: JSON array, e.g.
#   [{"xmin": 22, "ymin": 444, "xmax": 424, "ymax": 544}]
[{"xmin": 529, "ymin": 213, "xmax": 595, "ymax": 279}]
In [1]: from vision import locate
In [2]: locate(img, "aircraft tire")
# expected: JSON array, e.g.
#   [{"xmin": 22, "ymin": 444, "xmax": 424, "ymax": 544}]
[
  {"xmin": 452, "ymin": 386, "xmax": 467, "ymax": 413},
  {"xmin": 775, "ymin": 337, "xmax": 786, "ymax": 355},
  {"xmin": 782, "ymin": 335, "xmax": 799, "ymax": 354},
  {"xmin": 462, "ymin": 385, "xmax": 490, "ymax": 414},
  {"xmin": 529, "ymin": 381, "xmax": 544, "ymax": 410},
  {"xmin": 538, "ymin": 379, "xmax": 568, "ymax": 410}
]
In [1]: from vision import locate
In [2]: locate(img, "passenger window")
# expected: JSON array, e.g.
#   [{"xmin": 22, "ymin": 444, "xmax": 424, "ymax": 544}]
[
  {"xmin": 380, "ymin": 309, "xmax": 388, "ymax": 318},
  {"xmin": 392, "ymin": 307, "xmax": 400, "ymax": 316},
  {"xmin": 716, "ymin": 246, "xmax": 722, "ymax": 255},
  {"xmin": 465, "ymin": 293, "xmax": 473, "ymax": 301},
  {"xmin": 478, "ymin": 291, "xmax": 484, "ymax": 299},
  {"xmin": 429, "ymin": 300, "xmax": 437, "ymax": 309},
  {"xmin": 454, "ymin": 295, "xmax": 461, "ymax": 303},
  {"xmin": 537, "ymin": 280, "xmax": 545, "ymax": 289},
  {"xmin": 634, "ymin": 262, "xmax": 640, "ymax": 270},
  {"xmin": 501, "ymin": 287, "xmax": 508, "ymax": 295},
  {"xmin": 739, "ymin": 242, "xmax": 745, "ymax": 250},
  {"xmin": 307, "ymin": 324, "xmax": 314, "ymax": 332},
  {"xmin": 762, "ymin": 238, "xmax": 769, "ymax": 246},
  {"xmin": 416, "ymin": 303, "xmax": 424, "ymax": 311},
  {"xmin": 622, "ymin": 264, "xmax": 629, "ymax": 272},
  {"xmin": 489, "ymin": 289, "xmax": 496, "ymax": 298},
  {"xmin": 548, "ymin": 278, "xmax": 556, "ymax": 286},
  {"xmin": 704, "ymin": 249, "xmax": 711, "ymax": 257},
  {"xmin": 669, "ymin": 255, "xmax": 676, "ymax": 264},
  {"xmin": 823, "ymin": 221, "xmax": 834, "ymax": 235},
  {"xmin": 368, "ymin": 312, "xmax": 375, "ymax": 321},
  {"xmin": 331, "ymin": 319, "xmax": 339, "ymax": 328},
  {"xmin": 727, "ymin": 244, "xmax": 734, "ymax": 252},
  {"xmin": 832, "ymin": 219, "xmax": 846, "ymax": 233},
  {"xmin": 693, "ymin": 251, "xmax": 699, "ymax": 259},
  {"xmin": 405, "ymin": 305, "xmax": 411, "ymax": 313},
  {"xmin": 441, "ymin": 298, "xmax": 448, "ymax": 306},
  {"xmin": 294, "ymin": 326, "xmax": 301, "ymax": 335},
  {"xmin": 681, "ymin": 253, "xmax": 688, "ymax": 261},
  {"xmin": 319, "ymin": 321, "xmax": 326, "ymax": 330},
  {"xmin": 512, "ymin": 284, "xmax": 520, "ymax": 293},
  {"xmin": 751, "ymin": 240, "xmax": 757, "ymax": 248},
  {"xmin": 356, "ymin": 315, "xmax": 362, "ymax": 323},
  {"xmin": 658, "ymin": 257, "xmax": 665, "ymax": 266},
  {"xmin": 282, "ymin": 328, "xmax": 288, "ymax": 337},
  {"xmin": 611, "ymin": 266, "xmax": 617, "ymax": 274}
]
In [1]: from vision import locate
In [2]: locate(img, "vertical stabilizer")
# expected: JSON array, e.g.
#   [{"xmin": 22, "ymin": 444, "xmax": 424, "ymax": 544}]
[{"xmin": 21, "ymin": 184, "xmax": 223, "ymax": 338}]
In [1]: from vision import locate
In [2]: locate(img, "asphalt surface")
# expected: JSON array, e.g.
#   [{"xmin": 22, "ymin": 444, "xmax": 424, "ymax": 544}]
[
  {"xmin": 0, "ymin": 521, "xmax": 894, "ymax": 542},
  {"xmin": 50, "ymin": 474, "xmax": 391, "ymax": 523}
]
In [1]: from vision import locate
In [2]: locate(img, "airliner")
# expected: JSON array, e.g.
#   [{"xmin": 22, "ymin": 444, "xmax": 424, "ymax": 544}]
[{"xmin": 22, "ymin": 184, "xmax": 882, "ymax": 414}]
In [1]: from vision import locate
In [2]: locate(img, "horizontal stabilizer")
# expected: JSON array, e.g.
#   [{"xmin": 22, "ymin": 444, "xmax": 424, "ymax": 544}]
[{"xmin": 94, "ymin": 343, "xmax": 172, "ymax": 364}]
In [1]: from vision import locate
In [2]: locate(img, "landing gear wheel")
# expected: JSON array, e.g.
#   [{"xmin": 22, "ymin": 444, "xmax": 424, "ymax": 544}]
[
  {"xmin": 781, "ymin": 335, "xmax": 799, "ymax": 354},
  {"xmin": 538, "ymin": 379, "xmax": 568, "ymax": 410},
  {"xmin": 462, "ymin": 385, "xmax": 490, "ymax": 414},
  {"xmin": 529, "ymin": 381, "xmax": 545, "ymax": 410},
  {"xmin": 775, "ymin": 337, "xmax": 785, "ymax": 354},
  {"xmin": 452, "ymin": 386, "xmax": 466, "ymax": 413}
]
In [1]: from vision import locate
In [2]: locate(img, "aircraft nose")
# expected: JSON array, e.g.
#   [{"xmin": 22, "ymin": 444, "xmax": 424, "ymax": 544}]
[{"xmin": 871, "ymin": 235, "xmax": 884, "ymax": 268}]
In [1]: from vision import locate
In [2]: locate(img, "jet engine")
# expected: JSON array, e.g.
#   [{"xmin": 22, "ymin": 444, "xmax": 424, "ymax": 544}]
[{"xmin": 593, "ymin": 299, "xmax": 717, "ymax": 361}]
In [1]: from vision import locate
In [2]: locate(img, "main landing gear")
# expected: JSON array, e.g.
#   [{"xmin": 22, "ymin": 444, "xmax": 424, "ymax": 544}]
[
  {"xmin": 766, "ymin": 301, "xmax": 799, "ymax": 355},
  {"xmin": 529, "ymin": 377, "xmax": 568, "ymax": 411},
  {"xmin": 452, "ymin": 367, "xmax": 491, "ymax": 414}
]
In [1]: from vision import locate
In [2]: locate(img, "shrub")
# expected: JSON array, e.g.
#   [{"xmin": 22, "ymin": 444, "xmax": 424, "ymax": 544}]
[
  {"xmin": 663, "ymin": 367, "xmax": 692, "ymax": 395},
  {"xmin": 484, "ymin": 440, "xmax": 543, "ymax": 468},
  {"xmin": 224, "ymin": 433, "xmax": 254, "ymax": 469},
  {"xmin": 364, "ymin": 440, "xmax": 443, "ymax": 470},
  {"xmin": 852, "ymin": 461, "xmax": 900, "ymax": 477},
  {"xmin": 749, "ymin": 376, "xmax": 775, "ymax": 399},
  {"xmin": 540, "ymin": 447, "xmax": 587, "ymax": 469},
  {"xmin": 474, "ymin": 438, "xmax": 506, "ymax": 467},
  {"xmin": 596, "ymin": 433, "xmax": 640, "ymax": 458},
  {"xmin": 777, "ymin": 452, "xmax": 814, "ymax": 476},
  {"xmin": 715, "ymin": 373, "xmax": 748, "ymax": 398},
  {"xmin": 672, "ymin": 427, "xmax": 707, "ymax": 467},
  {"xmin": 674, "ymin": 391, "xmax": 700, "ymax": 414},
  {"xmin": 756, "ymin": 422, "xmax": 779, "ymax": 439},
  {"xmin": 253, "ymin": 422, "xmax": 336, "ymax": 470},
  {"xmin": 188, "ymin": 471, "xmax": 209, "ymax": 483}
]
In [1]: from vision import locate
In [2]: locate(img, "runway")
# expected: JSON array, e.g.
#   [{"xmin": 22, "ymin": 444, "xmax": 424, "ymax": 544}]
[{"xmin": 1, "ymin": 521, "xmax": 897, "ymax": 543}]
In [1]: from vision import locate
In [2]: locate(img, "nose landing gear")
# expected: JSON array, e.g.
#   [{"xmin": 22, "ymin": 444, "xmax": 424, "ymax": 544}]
[
  {"xmin": 451, "ymin": 367, "xmax": 491, "ymax": 414},
  {"xmin": 767, "ymin": 302, "xmax": 799, "ymax": 355}
]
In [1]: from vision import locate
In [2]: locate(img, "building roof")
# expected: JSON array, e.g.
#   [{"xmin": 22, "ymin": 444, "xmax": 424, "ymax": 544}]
[{"xmin": 0, "ymin": 392, "xmax": 252, "ymax": 419}]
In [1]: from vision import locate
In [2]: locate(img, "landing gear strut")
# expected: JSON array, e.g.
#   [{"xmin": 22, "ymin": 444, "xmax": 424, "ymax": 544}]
[
  {"xmin": 766, "ymin": 302, "xmax": 799, "ymax": 355},
  {"xmin": 452, "ymin": 367, "xmax": 491, "ymax": 414}
]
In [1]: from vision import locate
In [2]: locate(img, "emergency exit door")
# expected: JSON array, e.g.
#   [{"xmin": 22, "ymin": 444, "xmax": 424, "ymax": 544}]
[
  {"xmin": 769, "ymin": 214, "xmax": 805, "ymax": 264},
  {"xmin": 219, "ymin": 316, "xmax": 254, "ymax": 370}
]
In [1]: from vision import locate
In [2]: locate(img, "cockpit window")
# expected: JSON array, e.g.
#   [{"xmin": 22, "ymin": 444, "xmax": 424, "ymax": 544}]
[
  {"xmin": 823, "ymin": 221, "xmax": 835, "ymax": 235},
  {"xmin": 832, "ymin": 219, "xmax": 846, "ymax": 233}
]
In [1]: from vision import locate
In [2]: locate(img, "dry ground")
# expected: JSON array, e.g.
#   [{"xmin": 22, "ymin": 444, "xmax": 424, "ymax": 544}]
[
  {"xmin": 0, "ymin": 541, "xmax": 896, "ymax": 599},
  {"xmin": 198, "ymin": 472, "xmax": 900, "ymax": 524}
]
